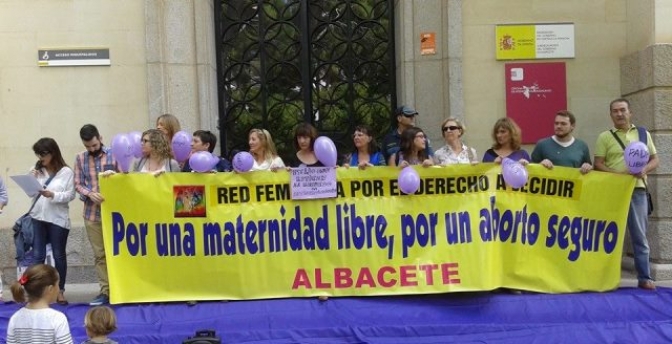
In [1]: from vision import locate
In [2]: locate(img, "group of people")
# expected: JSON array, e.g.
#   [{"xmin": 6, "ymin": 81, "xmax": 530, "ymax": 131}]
[{"xmin": 1, "ymin": 98, "xmax": 659, "ymax": 343}]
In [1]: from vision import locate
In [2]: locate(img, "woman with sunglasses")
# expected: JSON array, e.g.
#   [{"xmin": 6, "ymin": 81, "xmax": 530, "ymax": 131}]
[
  {"xmin": 482, "ymin": 117, "xmax": 530, "ymax": 164},
  {"xmin": 248, "ymin": 128, "xmax": 285, "ymax": 171},
  {"xmin": 133, "ymin": 129, "xmax": 180, "ymax": 174},
  {"xmin": 29, "ymin": 138, "xmax": 76, "ymax": 305},
  {"xmin": 388, "ymin": 127, "xmax": 434, "ymax": 168},
  {"xmin": 434, "ymin": 118, "xmax": 478, "ymax": 165},
  {"xmin": 343, "ymin": 125, "xmax": 385, "ymax": 169}
]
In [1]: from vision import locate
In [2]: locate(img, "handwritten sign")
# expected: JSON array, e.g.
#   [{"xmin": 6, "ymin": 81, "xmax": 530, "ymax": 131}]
[{"xmin": 290, "ymin": 167, "xmax": 337, "ymax": 200}]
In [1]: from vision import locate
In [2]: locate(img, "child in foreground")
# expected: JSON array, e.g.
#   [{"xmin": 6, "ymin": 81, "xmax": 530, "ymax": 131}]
[
  {"xmin": 82, "ymin": 305, "xmax": 118, "ymax": 344},
  {"xmin": 5, "ymin": 264, "xmax": 73, "ymax": 344}
]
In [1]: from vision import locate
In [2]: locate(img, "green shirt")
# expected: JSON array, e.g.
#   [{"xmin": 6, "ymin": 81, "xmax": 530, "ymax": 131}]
[
  {"xmin": 594, "ymin": 124, "xmax": 656, "ymax": 188},
  {"xmin": 531, "ymin": 137, "xmax": 591, "ymax": 168}
]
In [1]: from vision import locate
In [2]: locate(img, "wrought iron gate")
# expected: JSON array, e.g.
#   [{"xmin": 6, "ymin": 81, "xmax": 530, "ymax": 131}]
[{"xmin": 215, "ymin": 0, "xmax": 396, "ymax": 162}]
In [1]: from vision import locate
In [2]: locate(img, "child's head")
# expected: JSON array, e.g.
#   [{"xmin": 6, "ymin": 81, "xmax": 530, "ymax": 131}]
[
  {"xmin": 10, "ymin": 264, "xmax": 59, "ymax": 303},
  {"xmin": 85, "ymin": 306, "xmax": 117, "ymax": 339}
]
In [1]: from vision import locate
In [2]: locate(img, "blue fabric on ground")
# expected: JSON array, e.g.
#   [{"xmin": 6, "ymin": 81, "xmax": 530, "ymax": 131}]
[{"xmin": 2, "ymin": 288, "xmax": 672, "ymax": 343}]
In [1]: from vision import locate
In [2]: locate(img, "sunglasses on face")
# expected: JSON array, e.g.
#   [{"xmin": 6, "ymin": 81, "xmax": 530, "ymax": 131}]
[
  {"xmin": 442, "ymin": 125, "xmax": 461, "ymax": 132},
  {"xmin": 36, "ymin": 151, "xmax": 51, "ymax": 157}
]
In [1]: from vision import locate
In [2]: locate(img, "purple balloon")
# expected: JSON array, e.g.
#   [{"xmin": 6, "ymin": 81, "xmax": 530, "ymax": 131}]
[
  {"xmin": 111, "ymin": 134, "xmax": 133, "ymax": 172},
  {"xmin": 127, "ymin": 131, "xmax": 143, "ymax": 159},
  {"xmin": 172, "ymin": 131, "xmax": 192, "ymax": 163},
  {"xmin": 314, "ymin": 136, "xmax": 337, "ymax": 167},
  {"xmin": 232, "ymin": 151, "xmax": 254, "ymax": 172},
  {"xmin": 624, "ymin": 141, "xmax": 649, "ymax": 174},
  {"xmin": 189, "ymin": 151, "xmax": 215, "ymax": 173},
  {"xmin": 209, "ymin": 152, "xmax": 220, "ymax": 167},
  {"xmin": 502, "ymin": 160, "xmax": 528, "ymax": 188},
  {"xmin": 398, "ymin": 167, "xmax": 420, "ymax": 194}
]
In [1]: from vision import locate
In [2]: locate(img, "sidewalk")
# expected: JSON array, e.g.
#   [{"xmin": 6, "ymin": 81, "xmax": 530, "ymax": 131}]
[{"xmin": 3, "ymin": 270, "xmax": 670, "ymax": 304}]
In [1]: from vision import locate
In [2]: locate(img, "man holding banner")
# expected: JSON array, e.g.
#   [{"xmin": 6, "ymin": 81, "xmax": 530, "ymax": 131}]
[
  {"xmin": 531, "ymin": 110, "xmax": 592, "ymax": 173},
  {"xmin": 594, "ymin": 98, "xmax": 659, "ymax": 290}
]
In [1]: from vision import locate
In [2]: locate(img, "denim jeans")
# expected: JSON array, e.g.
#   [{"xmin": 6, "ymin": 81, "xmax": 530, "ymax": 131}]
[
  {"xmin": 31, "ymin": 218, "xmax": 69, "ymax": 291},
  {"xmin": 627, "ymin": 189, "xmax": 652, "ymax": 282}
]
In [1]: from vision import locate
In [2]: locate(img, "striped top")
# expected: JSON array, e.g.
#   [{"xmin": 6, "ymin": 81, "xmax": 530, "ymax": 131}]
[{"xmin": 6, "ymin": 307, "xmax": 73, "ymax": 344}]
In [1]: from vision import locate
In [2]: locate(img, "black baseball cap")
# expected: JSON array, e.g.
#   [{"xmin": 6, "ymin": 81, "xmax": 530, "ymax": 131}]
[{"xmin": 396, "ymin": 105, "xmax": 418, "ymax": 117}]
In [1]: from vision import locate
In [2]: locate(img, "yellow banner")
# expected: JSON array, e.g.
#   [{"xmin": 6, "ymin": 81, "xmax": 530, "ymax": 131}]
[{"xmin": 100, "ymin": 165, "xmax": 634, "ymax": 304}]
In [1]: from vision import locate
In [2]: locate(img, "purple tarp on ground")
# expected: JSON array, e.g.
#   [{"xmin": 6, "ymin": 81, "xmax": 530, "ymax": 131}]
[{"xmin": 2, "ymin": 288, "xmax": 672, "ymax": 343}]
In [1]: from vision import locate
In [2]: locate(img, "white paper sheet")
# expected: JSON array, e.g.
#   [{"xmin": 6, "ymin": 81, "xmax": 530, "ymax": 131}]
[{"xmin": 10, "ymin": 174, "xmax": 43, "ymax": 197}]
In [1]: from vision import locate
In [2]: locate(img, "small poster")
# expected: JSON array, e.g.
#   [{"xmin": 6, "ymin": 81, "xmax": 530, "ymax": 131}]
[
  {"xmin": 173, "ymin": 185, "xmax": 206, "ymax": 217},
  {"xmin": 290, "ymin": 167, "xmax": 337, "ymax": 200},
  {"xmin": 420, "ymin": 32, "xmax": 436, "ymax": 55}
]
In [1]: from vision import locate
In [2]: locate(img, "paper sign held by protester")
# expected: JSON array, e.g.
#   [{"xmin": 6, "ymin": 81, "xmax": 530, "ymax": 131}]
[
  {"xmin": 10, "ymin": 175, "xmax": 43, "ymax": 197},
  {"xmin": 290, "ymin": 167, "xmax": 337, "ymax": 200}
]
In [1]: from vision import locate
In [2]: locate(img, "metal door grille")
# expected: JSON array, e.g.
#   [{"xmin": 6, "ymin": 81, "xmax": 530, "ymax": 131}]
[{"xmin": 215, "ymin": 0, "xmax": 396, "ymax": 161}]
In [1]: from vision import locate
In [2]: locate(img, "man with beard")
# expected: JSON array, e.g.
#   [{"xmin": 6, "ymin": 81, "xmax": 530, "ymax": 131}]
[
  {"xmin": 74, "ymin": 124, "xmax": 117, "ymax": 305},
  {"xmin": 531, "ymin": 110, "xmax": 592, "ymax": 174}
]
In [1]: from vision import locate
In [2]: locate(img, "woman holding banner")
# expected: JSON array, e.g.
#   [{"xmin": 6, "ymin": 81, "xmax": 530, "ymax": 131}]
[
  {"xmin": 133, "ymin": 129, "xmax": 180, "ymax": 174},
  {"xmin": 434, "ymin": 117, "xmax": 478, "ymax": 165},
  {"xmin": 388, "ymin": 127, "xmax": 433, "ymax": 168},
  {"xmin": 482, "ymin": 117, "xmax": 530, "ymax": 164},
  {"xmin": 248, "ymin": 129, "xmax": 285, "ymax": 171},
  {"xmin": 343, "ymin": 125, "xmax": 385, "ymax": 169},
  {"xmin": 29, "ymin": 137, "xmax": 76, "ymax": 305},
  {"xmin": 289, "ymin": 123, "xmax": 323, "ymax": 168}
]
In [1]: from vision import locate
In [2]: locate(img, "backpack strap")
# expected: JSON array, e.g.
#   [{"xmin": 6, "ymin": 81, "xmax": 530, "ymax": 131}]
[{"xmin": 637, "ymin": 126, "xmax": 647, "ymax": 145}]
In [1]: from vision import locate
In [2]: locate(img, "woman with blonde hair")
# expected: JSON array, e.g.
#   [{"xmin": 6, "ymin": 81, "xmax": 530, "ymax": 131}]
[
  {"xmin": 248, "ymin": 128, "xmax": 285, "ymax": 171},
  {"xmin": 434, "ymin": 117, "xmax": 478, "ymax": 165},
  {"xmin": 133, "ymin": 129, "xmax": 180, "ymax": 174},
  {"xmin": 156, "ymin": 114, "xmax": 181, "ymax": 142},
  {"xmin": 482, "ymin": 117, "xmax": 530, "ymax": 164}
]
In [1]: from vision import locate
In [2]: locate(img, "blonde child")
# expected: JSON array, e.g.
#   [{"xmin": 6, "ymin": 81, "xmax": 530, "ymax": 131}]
[
  {"xmin": 6, "ymin": 264, "xmax": 73, "ymax": 344},
  {"xmin": 82, "ymin": 306, "xmax": 118, "ymax": 344}
]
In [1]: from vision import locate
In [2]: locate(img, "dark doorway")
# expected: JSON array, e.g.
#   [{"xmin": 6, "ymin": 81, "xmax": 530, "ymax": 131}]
[{"xmin": 214, "ymin": 0, "xmax": 396, "ymax": 162}]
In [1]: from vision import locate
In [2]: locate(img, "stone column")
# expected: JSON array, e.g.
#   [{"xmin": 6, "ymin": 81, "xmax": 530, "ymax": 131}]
[
  {"xmin": 144, "ymin": 0, "xmax": 219, "ymax": 131},
  {"xmin": 394, "ymin": 0, "xmax": 463, "ymax": 145},
  {"xmin": 620, "ymin": 44, "xmax": 672, "ymax": 280}
]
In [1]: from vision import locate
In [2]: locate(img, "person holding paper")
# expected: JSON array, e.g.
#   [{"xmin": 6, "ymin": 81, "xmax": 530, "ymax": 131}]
[
  {"xmin": 29, "ymin": 137, "xmax": 76, "ymax": 305},
  {"xmin": 0, "ymin": 176, "xmax": 7, "ymax": 211},
  {"xmin": 289, "ymin": 123, "xmax": 323, "ymax": 168}
]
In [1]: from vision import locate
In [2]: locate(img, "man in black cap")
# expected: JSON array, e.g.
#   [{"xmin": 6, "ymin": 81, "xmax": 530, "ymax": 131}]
[{"xmin": 382, "ymin": 105, "xmax": 432, "ymax": 162}]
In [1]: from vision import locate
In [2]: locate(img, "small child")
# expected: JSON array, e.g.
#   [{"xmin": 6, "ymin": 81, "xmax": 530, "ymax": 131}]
[
  {"xmin": 82, "ymin": 306, "xmax": 118, "ymax": 344},
  {"xmin": 6, "ymin": 264, "xmax": 73, "ymax": 344}
]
